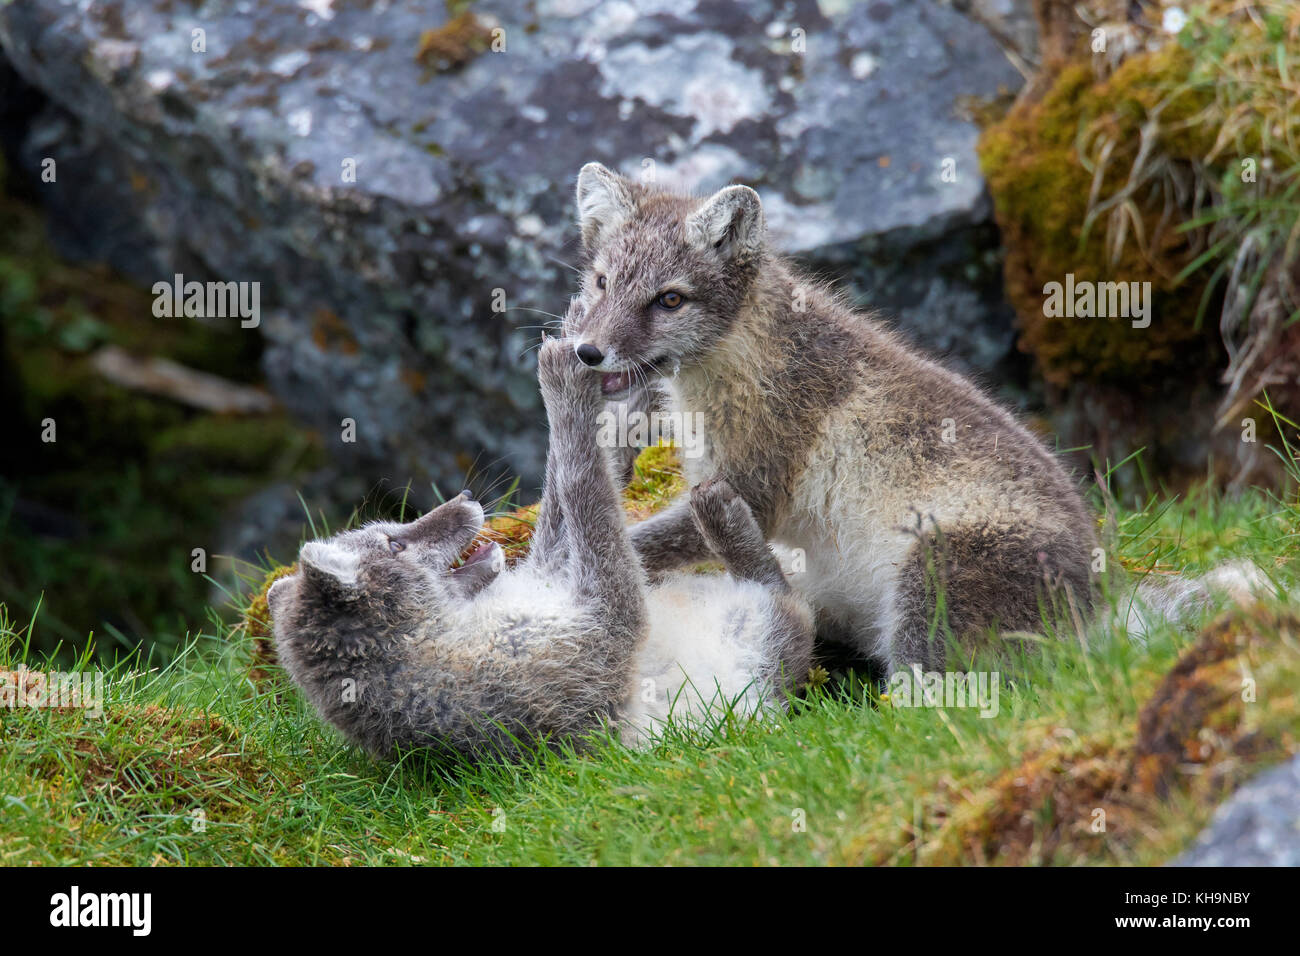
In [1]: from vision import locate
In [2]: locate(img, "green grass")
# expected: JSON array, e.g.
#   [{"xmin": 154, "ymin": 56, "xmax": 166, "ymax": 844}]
[{"xmin": 2, "ymin": 454, "xmax": 1296, "ymax": 865}]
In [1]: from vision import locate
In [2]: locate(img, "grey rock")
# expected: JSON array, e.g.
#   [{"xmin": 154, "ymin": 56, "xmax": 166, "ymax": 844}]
[
  {"xmin": 0, "ymin": 0, "xmax": 1026, "ymax": 500},
  {"xmin": 1173, "ymin": 754, "xmax": 1300, "ymax": 866},
  {"xmin": 949, "ymin": 0, "xmax": 1039, "ymax": 65}
]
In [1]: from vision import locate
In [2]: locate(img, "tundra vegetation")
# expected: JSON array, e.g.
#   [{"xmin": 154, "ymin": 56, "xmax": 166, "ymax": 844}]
[
  {"xmin": 1, "ymin": 433, "xmax": 1297, "ymax": 865},
  {"xmin": 980, "ymin": 0, "xmax": 1300, "ymax": 489}
]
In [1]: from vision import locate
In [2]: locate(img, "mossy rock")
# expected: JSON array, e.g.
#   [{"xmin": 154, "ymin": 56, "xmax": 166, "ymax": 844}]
[
  {"xmin": 978, "ymin": 49, "xmax": 1224, "ymax": 388},
  {"xmin": 149, "ymin": 415, "xmax": 323, "ymax": 474}
]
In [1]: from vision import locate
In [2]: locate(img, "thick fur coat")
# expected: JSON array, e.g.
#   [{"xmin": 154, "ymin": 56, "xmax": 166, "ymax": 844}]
[{"xmin": 565, "ymin": 163, "xmax": 1099, "ymax": 672}]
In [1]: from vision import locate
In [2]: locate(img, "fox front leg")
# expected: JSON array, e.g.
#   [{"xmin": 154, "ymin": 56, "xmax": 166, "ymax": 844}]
[
  {"xmin": 530, "ymin": 387, "xmax": 570, "ymax": 570},
  {"xmin": 690, "ymin": 477, "xmax": 814, "ymax": 698},
  {"xmin": 536, "ymin": 336, "xmax": 647, "ymax": 640}
]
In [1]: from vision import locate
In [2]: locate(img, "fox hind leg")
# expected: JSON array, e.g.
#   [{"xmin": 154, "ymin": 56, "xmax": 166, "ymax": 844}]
[{"xmin": 890, "ymin": 516, "xmax": 1094, "ymax": 674}]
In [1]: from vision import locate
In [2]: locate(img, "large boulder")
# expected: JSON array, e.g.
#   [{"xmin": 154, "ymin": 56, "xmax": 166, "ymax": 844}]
[{"xmin": 0, "ymin": 0, "xmax": 1025, "ymax": 497}]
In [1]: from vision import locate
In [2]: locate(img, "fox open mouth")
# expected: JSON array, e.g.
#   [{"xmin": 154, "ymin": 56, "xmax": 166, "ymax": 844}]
[
  {"xmin": 451, "ymin": 538, "xmax": 499, "ymax": 575},
  {"xmin": 600, "ymin": 371, "xmax": 633, "ymax": 395},
  {"xmin": 600, "ymin": 356, "xmax": 670, "ymax": 397}
]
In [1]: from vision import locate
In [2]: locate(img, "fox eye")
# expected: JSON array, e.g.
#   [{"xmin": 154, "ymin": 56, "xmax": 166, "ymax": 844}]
[
  {"xmin": 595, "ymin": 274, "xmax": 607, "ymax": 290},
  {"xmin": 656, "ymin": 291, "xmax": 684, "ymax": 310},
  {"xmin": 388, "ymin": 538, "xmax": 406, "ymax": 554}
]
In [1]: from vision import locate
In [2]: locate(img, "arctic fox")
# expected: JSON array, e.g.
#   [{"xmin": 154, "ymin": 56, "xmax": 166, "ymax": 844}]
[
  {"xmin": 565, "ymin": 162, "xmax": 1103, "ymax": 674},
  {"xmin": 565, "ymin": 164, "xmax": 1274, "ymax": 671},
  {"xmin": 269, "ymin": 327, "xmax": 814, "ymax": 758}
]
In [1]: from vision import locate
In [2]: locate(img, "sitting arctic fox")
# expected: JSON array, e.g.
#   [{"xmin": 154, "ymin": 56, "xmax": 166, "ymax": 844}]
[{"xmin": 268, "ymin": 328, "xmax": 814, "ymax": 758}]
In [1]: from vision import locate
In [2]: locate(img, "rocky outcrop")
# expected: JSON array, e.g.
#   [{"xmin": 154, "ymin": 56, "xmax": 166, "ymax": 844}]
[{"xmin": 0, "ymin": 0, "xmax": 1025, "ymax": 497}]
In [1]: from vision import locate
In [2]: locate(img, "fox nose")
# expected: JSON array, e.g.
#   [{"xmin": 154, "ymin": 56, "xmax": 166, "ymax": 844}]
[
  {"xmin": 460, "ymin": 489, "xmax": 475, "ymax": 501},
  {"xmin": 575, "ymin": 342, "xmax": 604, "ymax": 367}
]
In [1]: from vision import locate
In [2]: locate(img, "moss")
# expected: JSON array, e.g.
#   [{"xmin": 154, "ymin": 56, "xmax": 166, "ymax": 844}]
[
  {"xmin": 242, "ymin": 564, "xmax": 299, "ymax": 682},
  {"xmin": 623, "ymin": 444, "xmax": 687, "ymax": 521},
  {"xmin": 479, "ymin": 506, "xmax": 534, "ymax": 562},
  {"xmin": 150, "ymin": 415, "xmax": 321, "ymax": 474},
  {"xmin": 926, "ymin": 605, "xmax": 1300, "ymax": 865},
  {"xmin": 28, "ymin": 704, "xmax": 277, "ymax": 818},
  {"xmin": 978, "ymin": 49, "xmax": 1223, "ymax": 388},
  {"xmin": 415, "ymin": 11, "xmax": 493, "ymax": 74}
]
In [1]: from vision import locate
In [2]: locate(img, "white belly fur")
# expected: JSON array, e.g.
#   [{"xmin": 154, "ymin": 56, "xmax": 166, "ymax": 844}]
[
  {"xmin": 621, "ymin": 574, "xmax": 785, "ymax": 744},
  {"xmin": 772, "ymin": 428, "xmax": 917, "ymax": 663}
]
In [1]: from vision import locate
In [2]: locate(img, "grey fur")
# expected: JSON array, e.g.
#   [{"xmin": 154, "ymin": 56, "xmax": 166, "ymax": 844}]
[
  {"xmin": 271, "ymin": 324, "xmax": 813, "ymax": 759},
  {"xmin": 567, "ymin": 163, "xmax": 1099, "ymax": 674}
]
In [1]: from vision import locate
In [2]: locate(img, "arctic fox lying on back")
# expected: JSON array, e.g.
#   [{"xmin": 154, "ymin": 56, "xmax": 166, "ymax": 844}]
[{"xmin": 269, "ymin": 325, "xmax": 813, "ymax": 758}]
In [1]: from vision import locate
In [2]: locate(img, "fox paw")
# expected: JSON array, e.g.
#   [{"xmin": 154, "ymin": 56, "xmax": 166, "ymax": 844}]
[
  {"xmin": 538, "ymin": 335, "xmax": 600, "ymax": 407},
  {"xmin": 690, "ymin": 478, "xmax": 762, "ymax": 549}
]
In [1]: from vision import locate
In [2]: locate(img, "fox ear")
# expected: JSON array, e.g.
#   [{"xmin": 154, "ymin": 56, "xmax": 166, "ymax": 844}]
[
  {"xmin": 299, "ymin": 541, "xmax": 360, "ymax": 602},
  {"xmin": 576, "ymin": 162, "xmax": 636, "ymax": 250},
  {"xmin": 685, "ymin": 185, "xmax": 765, "ymax": 261}
]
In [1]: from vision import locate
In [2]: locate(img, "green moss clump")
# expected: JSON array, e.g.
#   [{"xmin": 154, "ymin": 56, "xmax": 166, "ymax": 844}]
[
  {"xmin": 624, "ymin": 445, "xmax": 687, "ymax": 520},
  {"xmin": 978, "ymin": 48, "xmax": 1222, "ymax": 388},
  {"xmin": 150, "ymin": 415, "xmax": 320, "ymax": 475},
  {"xmin": 241, "ymin": 563, "xmax": 298, "ymax": 682}
]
